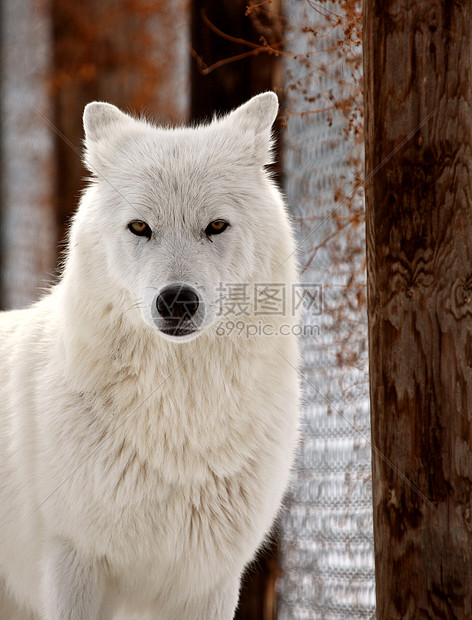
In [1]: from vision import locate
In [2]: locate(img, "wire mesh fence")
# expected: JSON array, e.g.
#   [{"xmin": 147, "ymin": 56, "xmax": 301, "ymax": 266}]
[{"xmin": 278, "ymin": 1, "xmax": 375, "ymax": 618}]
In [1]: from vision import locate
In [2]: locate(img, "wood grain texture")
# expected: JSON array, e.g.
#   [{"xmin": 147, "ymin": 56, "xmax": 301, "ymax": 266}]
[{"xmin": 364, "ymin": 2, "xmax": 472, "ymax": 618}]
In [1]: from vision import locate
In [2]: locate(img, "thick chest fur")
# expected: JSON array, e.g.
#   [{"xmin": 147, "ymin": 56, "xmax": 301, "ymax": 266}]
[
  {"xmin": 83, "ymin": 444, "xmax": 264, "ymax": 569},
  {"xmin": 38, "ymin": 347, "xmax": 297, "ymax": 579}
]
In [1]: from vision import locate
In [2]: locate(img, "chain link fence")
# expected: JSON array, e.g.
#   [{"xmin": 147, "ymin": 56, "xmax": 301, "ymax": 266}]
[{"xmin": 278, "ymin": 2, "xmax": 375, "ymax": 618}]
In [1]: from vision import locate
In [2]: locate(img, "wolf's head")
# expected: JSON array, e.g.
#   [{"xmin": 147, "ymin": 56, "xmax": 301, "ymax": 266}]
[{"xmin": 72, "ymin": 93, "xmax": 292, "ymax": 343}]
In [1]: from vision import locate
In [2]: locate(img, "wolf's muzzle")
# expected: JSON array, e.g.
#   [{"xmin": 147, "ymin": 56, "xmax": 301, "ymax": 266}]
[
  {"xmin": 150, "ymin": 283, "xmax": 205, "ymax": 340},
  {"xmin": 156, "ymin": 284, "xmax": 200, "ymax": 320}
]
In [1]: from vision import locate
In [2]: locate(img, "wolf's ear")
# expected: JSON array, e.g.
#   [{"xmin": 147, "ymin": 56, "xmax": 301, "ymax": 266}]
[
  {"xmin": 83, "ymin": 102, "xmax": 133, "ymax": 143},
  {"xmin": 83, "ymin": 102, "xmax": 136, "ymax": 174},
  {"xmin": 224, "ymin": 92, "xmax": 279, "ymax": 165},
  {"xmin": 228, "ymin": 92, "xmax": 278, "ymax": 134}
]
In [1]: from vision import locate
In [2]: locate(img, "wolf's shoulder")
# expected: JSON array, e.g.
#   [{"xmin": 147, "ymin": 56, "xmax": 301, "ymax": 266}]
[{"xmin": 0, "ymin": 293, "xmax": 60, "ymax": 366}]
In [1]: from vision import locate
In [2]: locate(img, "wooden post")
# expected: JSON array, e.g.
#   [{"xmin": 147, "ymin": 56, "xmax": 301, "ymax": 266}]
[{"xmin": 364, "ymin": 2, "xmax": 472, "ymax": 618}]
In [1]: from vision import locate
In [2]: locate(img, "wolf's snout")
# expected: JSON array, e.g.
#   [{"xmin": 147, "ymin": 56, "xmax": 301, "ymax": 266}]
[
  {"xmin": 150, "ymin": 283, "xmax": 205, "ymax": 340},
  {"xmin": 156, "ymin": 284, "xmax": 200, "ymax": 320}
]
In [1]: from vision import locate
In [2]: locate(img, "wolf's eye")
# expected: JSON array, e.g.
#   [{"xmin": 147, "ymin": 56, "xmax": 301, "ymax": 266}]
[
  {"xmin": 205, "ymin": 220, "xmax": 229, "ymax": 237},
  {"xmin": 128, "ymin": 220, "xmax": 152, "ymax": 239}
]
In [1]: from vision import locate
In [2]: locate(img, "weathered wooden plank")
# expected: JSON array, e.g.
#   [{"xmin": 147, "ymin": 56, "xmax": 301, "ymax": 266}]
[{"xmin": 364, "ymin": 2, "xmax": 472, "ymax": 618}]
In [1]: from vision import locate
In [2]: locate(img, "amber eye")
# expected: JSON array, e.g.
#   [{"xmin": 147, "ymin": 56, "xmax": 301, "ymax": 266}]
[
  {"xmin": 205, "ymin": 220, "xmax": 229, "ymax": 237},
  {"xmin": 128, "ymin": 220, "xmax": 152, "ymax": 239}
]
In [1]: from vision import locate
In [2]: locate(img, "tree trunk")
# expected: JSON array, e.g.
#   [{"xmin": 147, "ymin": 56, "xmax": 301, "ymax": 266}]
[
  {"xmin": 0, "ymin": 0, "xmax": 57, "ymax": 309},
  {"xmin": 51, "ymin": 0, "xmax": 189, "ymax": 243},
  {"xmin": 364, "ymin": 2, "xmax": 472, "ymax": 618},
  {"xmin": 191, "ymin": 0, "xmax": 283, "ymax": 118}
]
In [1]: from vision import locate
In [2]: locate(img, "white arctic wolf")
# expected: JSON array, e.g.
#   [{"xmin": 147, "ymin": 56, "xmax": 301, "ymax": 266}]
[{"xmin": 0, "ymin": 93, "xmax": 300, "ymax": 619}]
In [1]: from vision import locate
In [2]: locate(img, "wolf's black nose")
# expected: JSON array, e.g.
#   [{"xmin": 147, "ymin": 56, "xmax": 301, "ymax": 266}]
[{"xmin": 156, "ymin": 285, "xmax": 200, "ymax": 320}]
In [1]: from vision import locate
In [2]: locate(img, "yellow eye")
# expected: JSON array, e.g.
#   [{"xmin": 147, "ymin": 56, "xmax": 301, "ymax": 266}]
[
  {"xmin": 205, "ymin": 220, "xmax": 229, "ymax": 236},
  {"xmin": 128, "ymin": 220, "xmax": 152, "ymax": 238}
]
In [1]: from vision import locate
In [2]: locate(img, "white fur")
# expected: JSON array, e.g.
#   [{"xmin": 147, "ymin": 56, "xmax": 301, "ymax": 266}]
[{"xmin": 0, "ymin": 93, "xmax": 300, "ymax": 619}]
